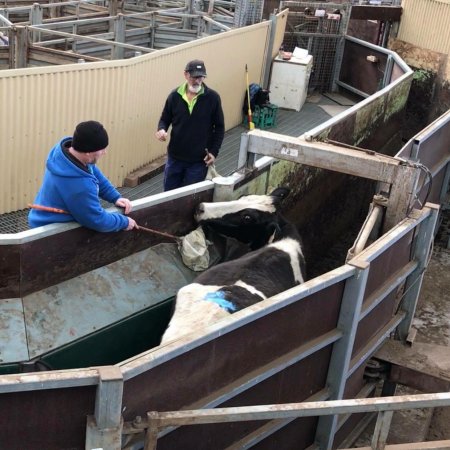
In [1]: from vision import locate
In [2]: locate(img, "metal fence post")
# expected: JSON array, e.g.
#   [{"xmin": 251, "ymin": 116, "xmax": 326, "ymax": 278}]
[
  {"xmin": 397, "ymin": 203, "xmax": 440, "ymax": 341},
  {"xmin": 85, "ymin": 366, "xmax": 124, "ymax": 450},
  {"xmin": 261, "ymin": 13, "xmax": 277, "ymax": 90},
  {"xmin": 113, "ymin": 14, "xmax": 125, "ymax": 60},
  {"xmin": 30, "ymin": 3, "xmax": 43, "ymax": 43},
  {"xmin": 314, "ymin": 260, "xmax": 370, "ymax": 449},
  {"xmin": 237, "ymin": 131, "xmax": 258, "ymax": 172}
]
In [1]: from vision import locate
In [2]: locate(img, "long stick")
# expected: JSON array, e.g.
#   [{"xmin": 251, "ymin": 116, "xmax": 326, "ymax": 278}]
[
  {"xmin": 136, "ymin": 224, "xmax": 180, "ymax": 241},
  {"xmin": 245, "ymin": 64, "xmax": 255, "ymax": 131},
  {"xmin": 28, "ymin": 204, "xmax": 69, "ymax": 214}
]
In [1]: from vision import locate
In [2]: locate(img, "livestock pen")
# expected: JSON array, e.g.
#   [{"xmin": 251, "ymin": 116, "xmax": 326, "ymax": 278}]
[
  {"xmin": 0, "ymin": 11, "xmax": 449, "ymax": 446},
  {"xmin": 0, "ymin": 107, "xmax": 448, "ymax": 448}
]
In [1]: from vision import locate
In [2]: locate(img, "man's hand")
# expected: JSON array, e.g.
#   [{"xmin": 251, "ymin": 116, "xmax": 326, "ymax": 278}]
[
  {"xmin": 155, "ymin": 129, "xmax": 168, "ymax": 142},
  {"xmin": 204, "ymin": 151, "xmax": 216, "ymax": 166},
  {"xmin": 115, "ymin": 197, "xmax": 132, "ymax": 214},
  {"xmin": 125, "ymin": 217, "xmax": 137, "ymax": 231}
]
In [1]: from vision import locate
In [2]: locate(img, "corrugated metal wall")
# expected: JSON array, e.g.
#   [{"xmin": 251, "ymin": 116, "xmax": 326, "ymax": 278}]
[
  {"xmin": 0, "ymin": 16, "xmax": 289, "ymax": 214},
  {"xmin": 397, "ymin": 0, "xmax": 450, "ymax": 55}
]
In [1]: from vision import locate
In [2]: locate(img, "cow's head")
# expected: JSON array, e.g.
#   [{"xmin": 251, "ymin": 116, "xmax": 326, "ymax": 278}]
[{"xmin": 195, "ymin": 187, "xmax": 290, "ymax": 250}]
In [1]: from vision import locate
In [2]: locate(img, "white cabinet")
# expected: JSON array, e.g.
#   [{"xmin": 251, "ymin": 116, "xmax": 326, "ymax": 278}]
[{"xmin": 269, "ymin": 55, "xmax": 313, "ymax": 111}]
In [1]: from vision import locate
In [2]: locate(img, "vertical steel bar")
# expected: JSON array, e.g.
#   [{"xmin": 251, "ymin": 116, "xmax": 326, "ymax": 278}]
[
  {"xmin": 237, "ymin": 131, "xmax": 251, "ymax": 170},
  {"xmin": 85, "ymin": 366, "xmax": 124, "ymax": 450},
  {"xmin": 114, "ymin": 14, "xmax": 125, "ymax": 59},
  {"xmin": 314, "ymin": 260, "xmax": 370, "ymax": 450},
  {"xmin": 95, "ymin": 366, "xmax": 123, "ymax": 429},
  {"xmin": 397, "ymin": 203, "xmax": 440, "ymax": 340},
  {"xmin": 439, "ymin": 162, "xmax": 450, "ymax": 208},
  {"xmin": 30, "ymin": 3, "xmax": 43, "ymax": 43},
  {"xmin": 331, "ymin": 4, "xmax": 349, "ymax": 92},
  {"xmin": 261, "ymin": 14, "xmax": 277, "ymax": 90}
]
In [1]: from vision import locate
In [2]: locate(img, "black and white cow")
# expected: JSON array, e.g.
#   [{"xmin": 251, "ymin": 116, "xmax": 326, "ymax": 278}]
[
  {"xmin": 197, "ymin": 187, "xmax": 293, "ymax": 252},
  {"xmin": 160, "ymin": 187, "xmax": 306, "ymax": 344}
]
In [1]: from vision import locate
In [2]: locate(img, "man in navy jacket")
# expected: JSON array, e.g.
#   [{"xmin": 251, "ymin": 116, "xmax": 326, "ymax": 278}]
[
  {"xmin": 28, "ymin": 120, "xmax": 137, "ymax": 232},
  {"xmin": 155, "ymin": 59, "xmax": 225, "ymax": 191}
]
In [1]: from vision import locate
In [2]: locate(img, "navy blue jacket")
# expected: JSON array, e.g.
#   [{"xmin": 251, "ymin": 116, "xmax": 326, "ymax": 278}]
[{"xmin": 158, "ymin": 84, "xmax": 225, "ymax": 162}]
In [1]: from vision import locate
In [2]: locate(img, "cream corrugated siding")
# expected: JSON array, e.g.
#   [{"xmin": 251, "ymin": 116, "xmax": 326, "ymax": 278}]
[
  {"xmin": 0, "ymin": 20, "xmax": 283, "ymax": 213},
  {"xmin": 398, "ymin": 0, "xmax": 450, "ymax": 54}
]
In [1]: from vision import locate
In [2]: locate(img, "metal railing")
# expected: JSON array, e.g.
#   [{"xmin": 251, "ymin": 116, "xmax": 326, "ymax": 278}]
[{"xmin": 140, "ymin": 392, "xmax": 450, "ymax": 450}]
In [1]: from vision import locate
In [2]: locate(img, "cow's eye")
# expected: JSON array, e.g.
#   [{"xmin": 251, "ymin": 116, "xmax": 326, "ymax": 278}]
[{"xmin": 243, "ymin": 214, "xmax": 252, "ymax": 222}]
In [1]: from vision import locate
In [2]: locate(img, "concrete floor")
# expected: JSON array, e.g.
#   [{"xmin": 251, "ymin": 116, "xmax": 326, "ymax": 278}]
[{"xmin": 352, "ymin": 209, "xmax": 450, "ymax": 447}]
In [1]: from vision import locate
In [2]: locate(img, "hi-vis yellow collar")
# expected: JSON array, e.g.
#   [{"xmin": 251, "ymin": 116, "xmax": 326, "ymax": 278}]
[{"xmin": 178, "ymin": 83, "xmax": 205, "ymax": 113}]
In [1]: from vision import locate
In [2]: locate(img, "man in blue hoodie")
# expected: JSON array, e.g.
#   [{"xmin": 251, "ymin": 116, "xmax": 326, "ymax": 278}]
[
  {"xmin": 155, "ymin": 59, "xmax": 225, "ymax": 191},
  {"xmin": 28, "ymin": 120, "xmax": 137, "ymax": 232}
]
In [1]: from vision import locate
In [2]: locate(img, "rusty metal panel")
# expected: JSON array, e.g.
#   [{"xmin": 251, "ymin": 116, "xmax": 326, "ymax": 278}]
[
  {"xmin": 0, "ymin": 22, "xmax": 270, "ymax": 214},
  {"xmin": 398, "ymin": 0, "xmax": 450, "ymax": 56},
  {"xmin": 0, "ymin": 385, "xmax": 96, "ymax": 450}
]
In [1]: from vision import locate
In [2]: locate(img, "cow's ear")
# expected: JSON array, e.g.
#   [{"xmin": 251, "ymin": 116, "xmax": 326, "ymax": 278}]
[{"xmin": 269, "ymin": 187, "xmax": 290, "ymax": 202}]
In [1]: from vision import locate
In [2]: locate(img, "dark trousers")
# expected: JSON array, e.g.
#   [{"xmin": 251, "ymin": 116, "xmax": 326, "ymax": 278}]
[{"xmin": 163, "ymin": 155, "xmax": 208, "ymax": 191}]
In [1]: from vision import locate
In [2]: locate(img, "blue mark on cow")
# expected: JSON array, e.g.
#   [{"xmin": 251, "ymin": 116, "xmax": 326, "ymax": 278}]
[{"xmin": 204, "ymin": 291, "xmax": 237, "ymax": 313}]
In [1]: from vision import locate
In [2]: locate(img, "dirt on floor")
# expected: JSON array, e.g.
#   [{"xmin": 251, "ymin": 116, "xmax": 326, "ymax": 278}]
[
  {"xmin": 352, "ymin": 209, "xmax": 450, "ymax": 447},
  {"xmin": 414, "ymin": 214, "xmax": 450, "ymax": 442}
]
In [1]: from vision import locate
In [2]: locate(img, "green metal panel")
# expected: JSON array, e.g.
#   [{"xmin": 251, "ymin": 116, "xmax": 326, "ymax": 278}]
[{"xmin": 29, "ymin": 298, "xmax": 173, "ymax": 372}]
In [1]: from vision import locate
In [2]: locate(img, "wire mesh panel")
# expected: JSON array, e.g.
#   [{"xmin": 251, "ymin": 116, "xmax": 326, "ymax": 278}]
[
  {"xmin": 280, "ymin": 1, "xmax": 350, "ymax": 92},
  {"xmin": 234, "ymin": 0, "xmax": 264, "ymax": 27}
]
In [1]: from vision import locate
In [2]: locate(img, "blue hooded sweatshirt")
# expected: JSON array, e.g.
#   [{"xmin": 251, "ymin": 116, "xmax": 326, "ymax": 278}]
[{"xmin": 28, "ymin": 137, "xmax": 129, "ymax": 232}]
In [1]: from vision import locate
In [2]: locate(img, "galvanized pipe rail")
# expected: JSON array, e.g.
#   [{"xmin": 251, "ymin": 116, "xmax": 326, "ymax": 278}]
[{"xmin": 141, "ymin": 392, "xmax": 450, "ymax": 450}]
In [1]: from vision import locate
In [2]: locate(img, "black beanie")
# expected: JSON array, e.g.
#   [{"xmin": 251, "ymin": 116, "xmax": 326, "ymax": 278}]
[{"xmin": 72, "ymin": 120, "xmax": 109, "ymax": 152}]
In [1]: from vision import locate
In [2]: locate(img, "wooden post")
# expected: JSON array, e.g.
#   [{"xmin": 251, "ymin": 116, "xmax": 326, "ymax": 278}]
[
  {"xmin": 109, "ymin": 0, "xmax": 119, "ymax": 17},
  {"xmin": 383, "ymin": 162, "xmax": 421, "ymax": 232},
  {"xmin": 11, "ymin": 26, "xmax": 28, "ymax": 69}
]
